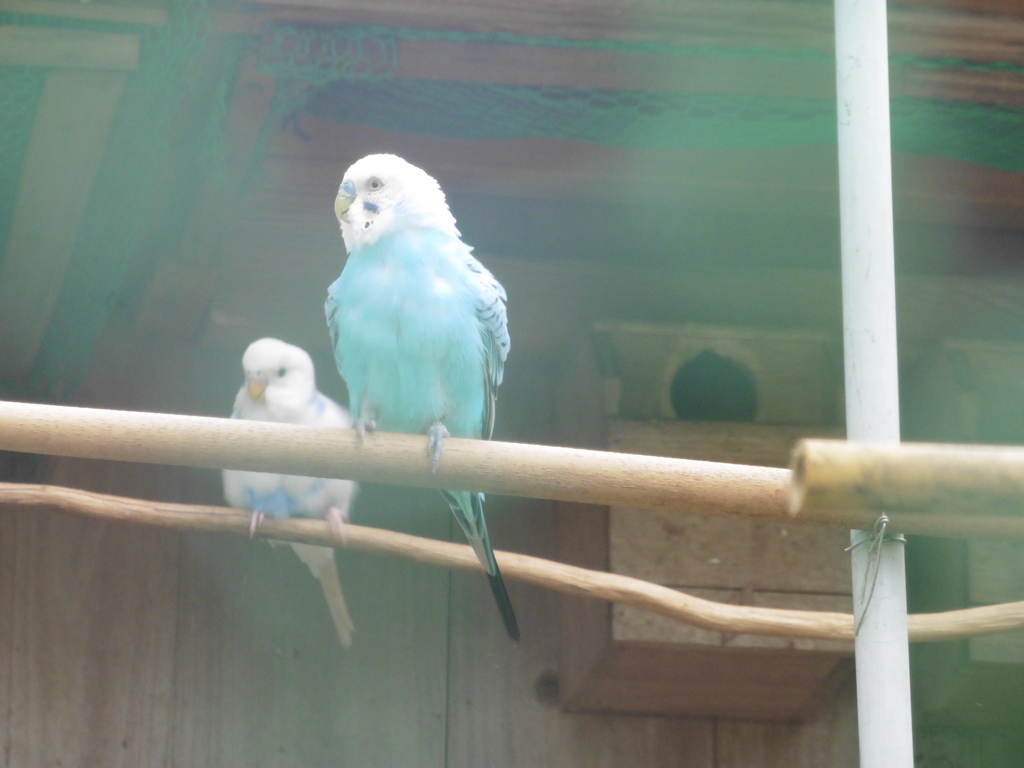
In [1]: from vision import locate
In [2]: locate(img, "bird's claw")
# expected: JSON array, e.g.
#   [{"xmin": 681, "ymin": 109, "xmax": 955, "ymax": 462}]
[
  {"xmin": 355, "ymin": 418, "xmax": 376, "ymax": 443},
  {"xmin": 426, "ymin": 422, "xmax": 450, "ymax": 474},
  {"xmin": 249, "ymin": 510, "xmax": 265, "ymax": 538},
  {"xmin": 327, "ymin": 506, "xmax": 349, "ymax": 544}
]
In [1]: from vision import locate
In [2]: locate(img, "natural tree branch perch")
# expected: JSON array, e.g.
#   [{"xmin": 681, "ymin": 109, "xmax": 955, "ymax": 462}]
[
  {"xmin": 2, "ymin": 400, "xmax": 1024, "ymax": 538},
  {"xmin": 2, "ymin": 482, "xmax": 1023, "ymax": 644}
]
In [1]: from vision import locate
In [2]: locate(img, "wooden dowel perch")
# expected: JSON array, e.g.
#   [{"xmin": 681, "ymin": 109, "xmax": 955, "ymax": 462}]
[
  {"xmin": 792, "ymin": 439, "xmax": 1024, "ymax": 534},
  {"xmin": 2, "ymin": 400, "xmax": 1024, "ymax": 538},
  {"xmin": 0, "ymin": 399, "xmax": 789, "ymax": 517},
  {"xmin": 2, "ymin": 481, "xmax": 1023, "ymax": 644}
]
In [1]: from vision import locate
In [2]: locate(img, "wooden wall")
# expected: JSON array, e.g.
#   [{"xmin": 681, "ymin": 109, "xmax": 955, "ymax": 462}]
[
  {"xmin": 0, "ymin": 463, "xmax": 864, "ymax": 768},
  {"xmin": 5, "ymin": 179, "xmax": 1024, "ymax": 768}
]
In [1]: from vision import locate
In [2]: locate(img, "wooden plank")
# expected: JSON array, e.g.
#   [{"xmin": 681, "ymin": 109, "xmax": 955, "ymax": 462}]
[
  {"xmin": 592, "ymin": 324, "xmax": 842, "ymax": 424},
  {"xmin": 0, "ymin": 26, "xmax": 140, "ymax": 70},
  {"xmin": 0, "ymin": 68, "xmax": 126, "ymax": 379},
  {"xmin": 897, "ymin": 0, "xmax": 1024, "ymax": 14},
  {"xmin": 259, "ymin": 28, "xmax": 1024, "ymax": 106},
  {"xmin": 170, "ymin": 483, "xmax": 450, "ymax": 767},
  {"xmin": 177, "ymin": 58, "xmax": 277, "ymax": 271},
  {"xmin": 901, "ymin": 65, "xmax": 1024, "ymax": 108},
  {"xmin": 448, "ymin": 493, "xmax": 716, "ymax": 767},
  {"xmin": 0, "ymin": 505, "xmax": 13, "ymax": 768},
  {"xmin": 0, "ymin": 3, "xmax": 253, "ymax": 33},
  {"xmin": 569, "ymin": 642, "xmax": 849, "ymax": 721},
  {"xmin": 557, "ymin": 503, "xmax": 615, "ymax": 706},
  {"xmin": 204, "ymin": 232, "xmax": 1024, "ymax": 371},
  {"xmin": 70, "ymin": 56, "xmax": 276, "ymax": 413},
  {"xmin": 252, "ymin": 0, "xmax": 1024, "ymax": 67},
  {"xmin": 257, "ymin": 116, "xmax": 1024, "ymax": 228},
  {"xmin": 890, "ymin": 6, "xmax": 1024, "ymax": 65},
  {"xmin": 392, "ymin": 38, "xmax": 835, "ymax": 98},
  {"xmin": 0, "ymin": 0, "xmax": 166, "ymax": 25},
  {"xmin": 5, "ymin": 459, "xmax": 180, "ymax": 767},
  {"xmin": 610, "ymin": 506, "xmax": 852, "ymax": 594},
  {"xmin": 609, "ymin": 420, "xmax": 845, "ymax": 468},
  {"xmin": 715, "ymin": 672, "xmax": 858, "ymax": 767},
  {"xmin": 252, "ymin": 0, "xmax": 834, "ymax": 49},
  {"xmin": 607, "ymin": 421, "xmax": 851, "ymax": 603}
]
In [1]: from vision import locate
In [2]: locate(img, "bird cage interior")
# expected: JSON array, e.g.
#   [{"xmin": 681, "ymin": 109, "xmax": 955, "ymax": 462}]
[{"xmin": 2, "ymin": 0, "xmax": 1024, "ymax": 765}]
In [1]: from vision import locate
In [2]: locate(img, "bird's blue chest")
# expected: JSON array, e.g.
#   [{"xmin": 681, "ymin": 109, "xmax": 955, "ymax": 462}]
[{"xmin": 327, "ymin": 231, "xmax": 485, "ymax": 436}]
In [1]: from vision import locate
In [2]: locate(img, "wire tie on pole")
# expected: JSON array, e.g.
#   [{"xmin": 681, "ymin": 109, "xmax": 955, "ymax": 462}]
[{"xmin": 847, "ymin": 514, "xmax": 905, "ymax": 636}]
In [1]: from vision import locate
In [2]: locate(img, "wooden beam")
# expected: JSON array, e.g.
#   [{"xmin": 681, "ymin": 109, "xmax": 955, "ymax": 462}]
[
  {"xmin": 0, "ymin": 68, "xmax": 127, "ymax": 380},
  {"xmin": 896, "ymin": 0, "xmax": 1024, "ymax": 14},
  {"xmin": 392, "ymin": 38, "xmax": 835, "ymax": 97},
  {"xmin": 890, "ymin": 6, "xmax": 1024, "ymax": 65},
  {"xmin": 256, "ymin": 116, "xmax": 1024, "ymax": 228},
  {"xmin": 176, "ymin": 58, "xmax": 277, "ymax": 272},
  {"xmin": 0, "ymin": 26, "xmax": 140, "ymax": 70},
  {"xmin": 251, "ymin": 0, "xmax": 834, "ymax": 49},
  {"xmin": 66, "ymin": 55, "xmax": 277, "ymax": 413},
  {"xmin": 0, "ymin": 1, "xmax": 266, "ymax": 32},
  {"xmin": 251, "ymin": 0, "xmax": 1024, "ymax": 67},
  {"xmin": 395, "ymin": 38, "xmax": 1024, "ymax": 106},
  {"xmin": 900, "ymin": 64, "xmax": 1024, "ymax": 108},
  {"xmin": 0, "ymin": 0, "xmax": 167, "ymax": 25}
]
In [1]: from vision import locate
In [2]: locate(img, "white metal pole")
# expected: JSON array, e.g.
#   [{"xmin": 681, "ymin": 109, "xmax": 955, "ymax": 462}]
[{"xmin": 834, "ymin": 0, "xmax": 915, "ymax": 764}]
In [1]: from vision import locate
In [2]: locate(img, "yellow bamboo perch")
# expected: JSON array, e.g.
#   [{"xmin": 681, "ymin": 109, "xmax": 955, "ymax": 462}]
[
  {"xmin": 791, "ymin": 439, "xmax": 1024, "ymax": 533},
  {"xmin": 2, "ymin": 481, "xmax": 1023, "ymax": 643}
]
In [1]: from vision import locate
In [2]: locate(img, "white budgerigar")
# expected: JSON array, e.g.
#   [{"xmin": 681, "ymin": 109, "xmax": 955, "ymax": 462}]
[
  {"xmin": 223, "ymin": 337, "xmax": 358, "ymax": 647},
  {"xmin": 326, "ymin": 153, "xmax": 519, "ymax": 640}
]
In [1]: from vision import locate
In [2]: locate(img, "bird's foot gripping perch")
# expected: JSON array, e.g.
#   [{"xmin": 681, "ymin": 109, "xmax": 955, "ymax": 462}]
[
  {"xmin": 426, "ymin": 422, "xmax": 450, "ymax": 474},
  {"xmin": 354, "ymin": 417, "xmax": 376, "ymax": 442},
  {"xmin": 248, "ymin": 510, "xmax": 265, "ymax": 537},
  {"xmin": 326, "ymin": 505, "xmax": 349, "ymax": 543}
]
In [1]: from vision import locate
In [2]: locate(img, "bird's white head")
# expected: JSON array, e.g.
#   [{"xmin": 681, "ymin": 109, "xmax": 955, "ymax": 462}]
[
  {"xmin": 239, "ymin": 337, "xmax": 317, "ymax": 418},
  {"xmin": 334, "ymin": 153, "xmax": 459, "ymax": 251}
]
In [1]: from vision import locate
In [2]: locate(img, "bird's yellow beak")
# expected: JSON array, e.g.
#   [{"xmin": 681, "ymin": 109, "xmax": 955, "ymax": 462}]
[
  {"xmin": 247, "ymin": 380, "xmax": 267, "ymax": 402},
  {"xmin": 335, "ymin": 179, "xmax": 356, "ymax": 223}
]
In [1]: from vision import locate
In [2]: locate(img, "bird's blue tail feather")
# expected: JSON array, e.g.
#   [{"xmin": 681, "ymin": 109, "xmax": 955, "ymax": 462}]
[{"xmin": 441, "ymin": 489, "xmax": 520, "ymax": 641}]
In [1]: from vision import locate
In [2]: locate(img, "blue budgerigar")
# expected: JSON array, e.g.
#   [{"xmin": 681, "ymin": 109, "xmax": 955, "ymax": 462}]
[
  {"xmin": 326, "ymin": 154, "xmax": 519, "ymax": 641},
  {"xmin": 223, "ymin": 337, "xmax": 358, "ymax": 647}
]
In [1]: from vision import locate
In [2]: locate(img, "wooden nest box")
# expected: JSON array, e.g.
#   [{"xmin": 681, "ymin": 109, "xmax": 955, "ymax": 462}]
[{"xmin": 556, "ymin": 321, "xmax": 850, "ymax": 721}]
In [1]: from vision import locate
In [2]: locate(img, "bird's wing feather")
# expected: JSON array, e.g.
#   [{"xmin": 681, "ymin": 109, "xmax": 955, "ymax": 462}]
[
  {"xmin": 325, "ymin": 278, "xmax": 345, "ymax": 373},
  {"xmin": 466, "ymin": 254, "xmax": 509, "ymax": 439}
]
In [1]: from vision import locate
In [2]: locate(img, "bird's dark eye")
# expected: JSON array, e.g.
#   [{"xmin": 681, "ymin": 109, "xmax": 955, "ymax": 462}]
[
  {"xmin": 277, "ymin": 367, "xmax": 287, "ymax": 377},
  {"xmin": 368, "ymin": 177, "xmax": 383, "ymax": 190}
]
